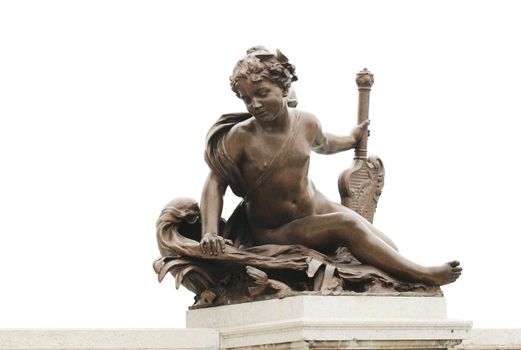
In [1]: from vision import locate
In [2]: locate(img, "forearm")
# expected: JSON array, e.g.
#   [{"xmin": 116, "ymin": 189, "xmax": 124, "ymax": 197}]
[
  {"xmin": 315, "ymin": 132, "xmax": 357, "ymax": 154},
  {"xmin": 200, "ymin": 171, "xmax": 227, "ymax": 235}
]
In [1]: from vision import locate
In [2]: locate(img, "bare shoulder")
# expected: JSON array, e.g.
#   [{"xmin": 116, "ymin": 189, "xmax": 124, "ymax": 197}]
[
  {"xmin": 223, "ymin": 117, "xmax": 255, "ymax": 161},
  {"xmin": 294, "ymin": 109, "xmax": 322, "ymax": 139}
]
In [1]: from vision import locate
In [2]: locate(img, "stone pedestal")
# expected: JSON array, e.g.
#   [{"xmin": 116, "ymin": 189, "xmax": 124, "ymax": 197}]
[{"xmin": 187, "ymin": 295, "xmax": 472, "ymax": 350}]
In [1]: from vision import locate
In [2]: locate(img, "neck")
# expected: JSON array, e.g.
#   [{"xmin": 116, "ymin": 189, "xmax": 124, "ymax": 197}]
[{"xmin": 255, "ymin": 107, "xmax": 291, "ymax": 133}]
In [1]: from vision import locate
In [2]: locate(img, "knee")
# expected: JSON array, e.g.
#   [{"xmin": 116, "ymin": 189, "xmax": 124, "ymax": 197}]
[{"xmin": 333, "ymin": 212, "xmax": 368, "ymax": 238}]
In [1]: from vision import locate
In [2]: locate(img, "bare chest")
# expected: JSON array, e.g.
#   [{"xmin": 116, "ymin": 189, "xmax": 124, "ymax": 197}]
[{"xmin": 240, "ymin": 133, "xmax": 311, "ymax": 184}]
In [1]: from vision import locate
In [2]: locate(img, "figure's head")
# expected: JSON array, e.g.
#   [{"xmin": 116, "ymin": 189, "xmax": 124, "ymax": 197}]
[{"xmin": 230, "ymin": 46, "xmax": 298, "ymax": 98}]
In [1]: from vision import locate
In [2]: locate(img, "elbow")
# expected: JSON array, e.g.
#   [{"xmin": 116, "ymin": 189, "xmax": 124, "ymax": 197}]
[
  {"xmin": 313, "ymin": 141, "xmax": 333, "ymax": 155},
  {"xmin": 314, "ymin": 145, "xmax": 337, "ymax": 155},
  {"xmin": 313, "ymin": 146, "xmax": 329, "ymax": 155}
]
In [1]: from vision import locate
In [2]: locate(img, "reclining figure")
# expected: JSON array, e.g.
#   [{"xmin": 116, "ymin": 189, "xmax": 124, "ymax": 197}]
[{"xmin": 154, "ymin": 46, "xmax": 461, "ymax": 308}]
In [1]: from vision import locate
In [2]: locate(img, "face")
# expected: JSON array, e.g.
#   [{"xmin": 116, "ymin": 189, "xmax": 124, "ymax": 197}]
[{"xmin": 236, "ymin": 78, "xmax": 286, "ymax": 122}]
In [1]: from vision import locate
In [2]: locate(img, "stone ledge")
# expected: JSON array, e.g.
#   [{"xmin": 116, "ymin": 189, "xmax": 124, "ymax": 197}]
[
  {"xmin": 0, "ymin": 329, "xmax": 219, "ymax": 350},
  {"xmin": 0, "ymin": 296, "xmax": 484, "ymax": 350},
  {"xmin": 2, "ymin": 328, "xmax": 519, "ymax": 350},
  {"xmin": 457, "ymin": 329, "xmax": 521, "ymax": 350},
  {"xmin": 218, "ymin": 318, "xmax": 471, "ymax": 349}
]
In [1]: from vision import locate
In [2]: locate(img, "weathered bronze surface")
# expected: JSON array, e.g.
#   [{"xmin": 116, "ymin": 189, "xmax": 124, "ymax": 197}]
[
  {"xmin": 338, "ymin": 68, "xmax": 384, "ymax": 223},
  {"xmin": 154, "ymin": 46, "xmax": 462, "ymax": 308}
]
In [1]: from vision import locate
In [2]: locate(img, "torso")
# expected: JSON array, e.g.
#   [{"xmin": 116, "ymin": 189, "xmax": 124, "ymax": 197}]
[{"xmin": 226, "ymin": 110, "xmax": 322, "ymax": 230}]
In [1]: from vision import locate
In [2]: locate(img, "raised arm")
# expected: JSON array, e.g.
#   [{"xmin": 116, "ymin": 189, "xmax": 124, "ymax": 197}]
[
  {"xmin": 200, "ymin": 171, "xmax": 229, "ymax": 255},
  {"xmin": 311, "ymin": 115, "xmax": 369, "ymax": 155}
]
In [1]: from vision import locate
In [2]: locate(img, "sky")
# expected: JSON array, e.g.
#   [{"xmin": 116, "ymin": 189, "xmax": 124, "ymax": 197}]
[{"xmin": 1, "ymin": 1, "xmax": 520, "ymax": 329}]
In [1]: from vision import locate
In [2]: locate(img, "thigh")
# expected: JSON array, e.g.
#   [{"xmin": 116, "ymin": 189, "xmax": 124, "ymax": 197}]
[
  {"xmin": 253, "ymin": 212, "xmax": 349, "ymax": 251},
  {"xmin": 318, "ymin": 198, "xmax": 398, "ymax": 250}
]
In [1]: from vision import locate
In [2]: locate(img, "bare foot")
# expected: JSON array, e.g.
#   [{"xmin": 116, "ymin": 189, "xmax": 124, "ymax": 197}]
[{"xmin": 422, "ymin": 261, "xmax": 462, "ymax": 286}]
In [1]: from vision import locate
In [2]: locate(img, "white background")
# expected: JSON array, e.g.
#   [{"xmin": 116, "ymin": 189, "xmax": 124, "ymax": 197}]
[{"xmin": 1, "ymin": 1, "xmax": 520, "ymax": 328}]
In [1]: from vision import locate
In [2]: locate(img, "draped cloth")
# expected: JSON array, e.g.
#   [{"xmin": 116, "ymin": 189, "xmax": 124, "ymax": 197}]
[
  {"xmin": 204, "ymin": 113, "xmax": 251, "ymax": 198},
  {"xmin": 204, "ymin": 112, "xmax": 252, "ymax": 248}
]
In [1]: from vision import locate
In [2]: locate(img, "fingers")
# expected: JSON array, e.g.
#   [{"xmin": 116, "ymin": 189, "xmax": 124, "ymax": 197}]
[
  {"xmin": 215, "ymin": 239, "xmax": 221, "ymax": 254},
  {"xmin": 201, "ymin": 240, "xmax": 208, "ymax": 255},
  {"xmin": 200, "ymin": 234, "xmax": 228, "ymax": 256},
  {"xmin": 357, "ymin": 120, "xmax": 370, "ymax": 138},
  {"xmin": 210, "ymin": 239, "xmax": 217, "ymax": 255}
]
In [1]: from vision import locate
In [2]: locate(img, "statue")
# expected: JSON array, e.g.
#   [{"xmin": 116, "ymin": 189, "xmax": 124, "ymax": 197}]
[{"xmin": 154, "ymin": 46, "xmax": 462, "ymax": 308}]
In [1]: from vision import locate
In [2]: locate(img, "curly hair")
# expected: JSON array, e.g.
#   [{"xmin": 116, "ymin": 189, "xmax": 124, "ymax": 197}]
[{"xmin": 230, "ymin": 46, "xmax": 298, "ymax": 98}]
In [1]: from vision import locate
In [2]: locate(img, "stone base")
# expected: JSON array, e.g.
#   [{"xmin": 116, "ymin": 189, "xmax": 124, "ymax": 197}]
[
  {"xmin": 0, "ymin": 296, "xmax": 476, "ymax": 350},
  {"xmin": 187, "ymin": 295, "xmax": 472, "ymax": 349},
  {"xmin": 3, "ymin": 328, "xmax": 521, "ymax": 350}
]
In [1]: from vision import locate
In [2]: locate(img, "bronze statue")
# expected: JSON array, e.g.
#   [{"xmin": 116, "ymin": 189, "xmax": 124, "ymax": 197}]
[{"xmin": 154, "ymin": 46, "xmax": 462, "ymax": 308}]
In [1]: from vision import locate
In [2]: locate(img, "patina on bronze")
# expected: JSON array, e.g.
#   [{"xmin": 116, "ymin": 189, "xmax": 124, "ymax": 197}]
[
  {"xmin": 338, "ymin": 68, "xmax": 384, "ymax": 223},
  {"xmin": 154, "ymin": 46, "xmax": 462, "ymax": 308}
]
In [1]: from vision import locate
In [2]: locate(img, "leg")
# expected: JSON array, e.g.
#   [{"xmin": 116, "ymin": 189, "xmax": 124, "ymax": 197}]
[
  {"xmin": 258, "ymin": 212, "xmax": 461, "ymax": 286},
  {"xmin": 326, "ymin": 202, "xmax": 399, "ymax": 251}
]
